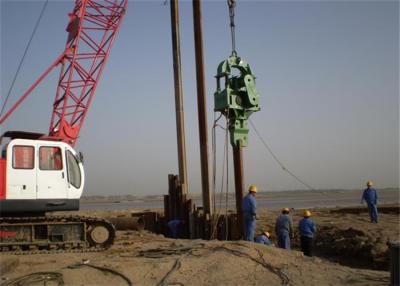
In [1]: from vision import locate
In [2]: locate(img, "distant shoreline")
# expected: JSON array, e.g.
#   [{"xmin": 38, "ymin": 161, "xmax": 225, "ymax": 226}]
[
  {"xmin": 80, "ymin": 188, "xmax": 399, "ymax": 211},
  {"xmin": 81, "ymin": 188, "xmax": 399, "ymax": 203}
]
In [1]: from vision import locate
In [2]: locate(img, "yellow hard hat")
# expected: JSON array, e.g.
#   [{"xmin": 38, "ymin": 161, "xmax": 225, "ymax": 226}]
[
  {"xmin": 248, "ymin": 184, "xmax": 258, "ymax": 193},
  {"xmin": 263, "ymin": 231, "xmax": 271, "ymax": 238},
  {"xmin": 366, "ymin": 180, "xmax": 373, "ymax": 187},
  {"xmin": 303, "ymin": 210, "xmax": 311, "ymax": 217},
  {"xmin": 282, "ymin": 207, "xmax": 290, "ymax": 213}
]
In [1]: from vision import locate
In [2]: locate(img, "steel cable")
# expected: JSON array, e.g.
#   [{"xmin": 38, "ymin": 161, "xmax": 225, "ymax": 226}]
[
  {"xmin": 227, "ymin": 0, "xmax": 237, "ymax": 56},
  {"xmin": 0, "ymin": 0, "xmax": 49, "ymax": 119},
  {"xmin": 210, "ymin": 112, "xmax": 219, "ymax": 239},
  {"xmin": 212, "ymin": 113, "xmax": 217, "ymax": 215},
  {"xmin": 249, "ymin": 119, "xmax": 315, "ymax": 191},
  {"xmin": 224, "ymin": 109, "xmax": 230, "ymax": 240},
  {"xmin": 210, "ymin": 112, "xmax": 228, "ymax": 239}
]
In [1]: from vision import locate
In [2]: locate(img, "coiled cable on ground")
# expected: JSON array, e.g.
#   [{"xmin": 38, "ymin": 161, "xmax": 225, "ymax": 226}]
[
  {"xmin": 2, "ymin": 271, "xmax": 64, "ymax": 286},
  {"xmin": 134, "ymin": 242, "xmax": 291, "ymax": 286}
]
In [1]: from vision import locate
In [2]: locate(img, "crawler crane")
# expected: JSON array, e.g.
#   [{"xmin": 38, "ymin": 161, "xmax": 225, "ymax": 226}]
[{"xmin": 0, "ymin": 0, "xmax": 127, "ymax": 252}]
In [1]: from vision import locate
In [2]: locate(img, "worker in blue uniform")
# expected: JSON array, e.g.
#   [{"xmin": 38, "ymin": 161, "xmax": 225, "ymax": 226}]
[
  {"xmin": 255, "ymin": 231, "xmax": 272, "ymax": 246},
  {"xmin": 361, "ymin": 180, "xmax": 378, "ymax": 223},
  {"xmin": 275, "ymin": 208, "xmax": 293, "ymax": 250},
  {"xmin": 298, "ymin": 210, "xmax": 316, "ymax": 257},
  {"xmin": 167, "ymin": 219, "xmax": 185, "ymax": 238},
  {"xmin": 242, "ymin": 185, "xmax": 258, "ymax": 241}
]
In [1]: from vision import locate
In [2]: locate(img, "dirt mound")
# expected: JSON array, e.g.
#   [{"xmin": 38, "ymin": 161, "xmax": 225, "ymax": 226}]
[
  {"xmin": 315, "ymin": 225, "xmax": 387, "ymax": 269},
  {"xmin": 0, "ymin": 234, "xmax": 390, "ymax": 286}
]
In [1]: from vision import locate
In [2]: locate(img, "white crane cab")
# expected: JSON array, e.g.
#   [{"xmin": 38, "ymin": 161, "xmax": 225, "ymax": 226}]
[{"xmin": 0, "ymin": 132, "xmax": 84, "ymax": 215}]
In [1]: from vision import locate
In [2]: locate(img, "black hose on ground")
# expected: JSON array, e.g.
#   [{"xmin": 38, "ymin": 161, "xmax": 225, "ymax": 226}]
[
  {"xmin": 67, "ymin": 262, "xmax": 132, "ymax": 286},
  {"xmin": 156, "ymin": 258, "xmax": 182, "ymax": 286},
  {"xmin": 2, "ymin": 272, "xmax": 64, "ymax": 286}
]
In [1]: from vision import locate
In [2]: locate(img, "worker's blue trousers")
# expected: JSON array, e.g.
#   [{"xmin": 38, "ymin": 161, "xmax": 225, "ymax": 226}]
[
  {"xmin": 278, "ymin": 231, "xmax": 291, "ymax": 250},
  {"xmin": 244, "ymin": 216, "xmax": 256, "ymax": 241},
  {"xmin": 367, "ymin": 203, "xmax": 378, "ymax": 223},
  {"xmin": 170, "ymin": 229, "xmax": 178, "ymax": 238}
]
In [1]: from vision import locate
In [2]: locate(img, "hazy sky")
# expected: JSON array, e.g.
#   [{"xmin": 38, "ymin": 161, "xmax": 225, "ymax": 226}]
[{"xmin": 1, "ymin": 0, "xmax": 399, "ymax": 197}]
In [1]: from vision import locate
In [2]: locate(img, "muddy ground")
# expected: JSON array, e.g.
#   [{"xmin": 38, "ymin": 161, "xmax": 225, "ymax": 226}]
[{"xmin": 0, "ymin": 204, "xmax": 398, "ymax": 285}]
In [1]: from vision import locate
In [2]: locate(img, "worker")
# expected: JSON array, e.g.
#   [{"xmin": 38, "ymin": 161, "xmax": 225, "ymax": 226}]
[
  {"xmin": 167, "ymin": 219, "xmax": 185, "ymax": 238},
  {"xmin": 255, "ymin": 231, "xmax": 272, "ymax": 246},
  {"xmin": 275, "ymin": 208, "xmax": 294, "ymax": 250},
  {"xmin": 298, "ymin": 210, "xmax": 316, "ymax": 257},
  {"xmin": 242, "ymin": 184, "xmax": 258, "ymax": 241},
  {"xmin": 361, "ymin": 180, "xmax": 378, "ymax": 223},
  {"xmin": 53, "ymin": 150, "xmax": 63, "ymax": 170}
]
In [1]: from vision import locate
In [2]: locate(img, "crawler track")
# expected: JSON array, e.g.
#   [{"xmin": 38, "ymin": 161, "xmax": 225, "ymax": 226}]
[{"xmin": 0, "ymin": 216, "xmax": 115, "ymax": 254}]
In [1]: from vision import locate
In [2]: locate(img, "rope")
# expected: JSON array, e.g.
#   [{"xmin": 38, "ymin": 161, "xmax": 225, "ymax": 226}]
[
  {"xmin": 0, "ymin": 0, "xmax": 49, "ymax": 119},
  {"xmin": 249, "ymin": 119, "xmax": 316, "ymax": 191},
  {"xmin": 227, "ymin": 0, "xmax": 237, "ymax": 56}
]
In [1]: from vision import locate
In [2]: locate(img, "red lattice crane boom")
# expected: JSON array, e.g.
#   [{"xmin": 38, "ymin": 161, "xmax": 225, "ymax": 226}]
[{"xmin": 0, "ymin": 0, "xmax": 128, "ymax": 146}]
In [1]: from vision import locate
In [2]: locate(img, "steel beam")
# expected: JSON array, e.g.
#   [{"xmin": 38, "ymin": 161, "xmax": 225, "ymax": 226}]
[
  {"xmin": 192, "ymin": 0, "xmax": 212, "ymax": 215},
  {"xmin": 233, "ymin": 140, "xmax": 244, "ymax": 238},
  {"xmin": 170, "ymin": 0, "xmax": 188, "ymax": 195}
]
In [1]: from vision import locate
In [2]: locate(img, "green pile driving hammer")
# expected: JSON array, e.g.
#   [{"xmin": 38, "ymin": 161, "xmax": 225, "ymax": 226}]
[{"xmin": 214, "ymin": 54, "xmax": 261, "ymax": 147}]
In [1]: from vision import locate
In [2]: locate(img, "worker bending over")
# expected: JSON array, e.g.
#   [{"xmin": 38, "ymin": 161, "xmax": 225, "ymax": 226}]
[
  {"xmin": 275, "ymin": 208, "xmax": 294, "ymax": 250},
  {"xmin": 167, "ymin": 219, "xmax": 185, "ymax": 238},
  {"xmin": 242, "ymin": 185, "xmax": 258, "ymax": 241},
  {"xmin": 298, "ymin": 210, "xmax": 316, "ymax": 257},
  {"xmin": 361, "ymin": 180, "xmax": 378, "ymax": 223},
  {"xmin": 255, "ymin": 231, "xmax": 272, "ymax": 246}
]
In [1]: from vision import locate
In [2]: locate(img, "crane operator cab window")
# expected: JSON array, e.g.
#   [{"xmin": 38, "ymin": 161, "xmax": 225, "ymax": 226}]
[
  {"xmin": 66, "ymin": 150, "xmax": 81, "ymax": 189},
  {"xmin": 39, "ymin": 147, "xmax": 63, "ymax": 170},
  {"xmin": 12, "ymin": 145, "xmax": 34, "ymax": 169}
]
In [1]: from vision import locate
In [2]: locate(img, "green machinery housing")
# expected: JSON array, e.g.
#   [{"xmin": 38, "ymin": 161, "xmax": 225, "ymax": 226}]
[{"xmin": 214, "ymin": 54, "xmax": 261, "ymax": 147}]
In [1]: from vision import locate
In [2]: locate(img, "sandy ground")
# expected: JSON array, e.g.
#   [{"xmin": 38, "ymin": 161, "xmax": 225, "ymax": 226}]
[
  {"xmin": 0, "ymin": 205, "xmax": 398, "ymax": 286},
  {"xmin": 256, "ymin": 205, "xmax": 399, "ymax": 270}
]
